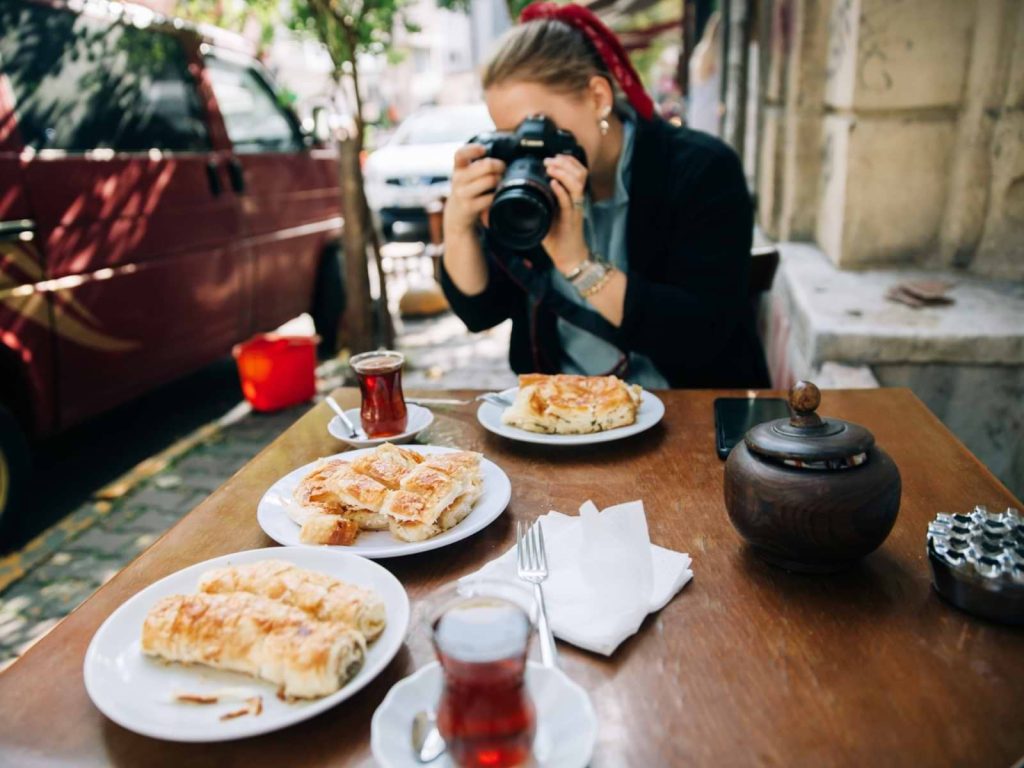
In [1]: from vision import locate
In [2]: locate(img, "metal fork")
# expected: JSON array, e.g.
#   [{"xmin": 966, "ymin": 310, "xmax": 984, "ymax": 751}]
[
  {"xmin": 405, "ymin": 392, "xmax": 514, "ymax": 408},
  {"xmin": 516, "ymin": 520, "xmax": 558, "ymax": 668}
]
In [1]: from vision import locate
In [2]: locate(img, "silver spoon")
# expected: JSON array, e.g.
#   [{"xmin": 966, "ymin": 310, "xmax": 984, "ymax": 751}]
[
  {"xmin": 325, "ymin": 395, "xmax": 361, "ymax": 439},
  {"xmin": 412, "ymin": 709, "xmax": 446, "ymax": 763}
]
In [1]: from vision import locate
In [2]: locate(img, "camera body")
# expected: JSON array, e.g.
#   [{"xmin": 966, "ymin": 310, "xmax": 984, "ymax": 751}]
[{"xmin": 470, "ymin": 115, "xmax": 587, "ymax": 251}]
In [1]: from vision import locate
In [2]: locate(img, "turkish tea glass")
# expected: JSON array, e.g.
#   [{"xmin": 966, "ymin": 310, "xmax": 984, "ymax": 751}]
[
  {"xmin": 428, "ymin": 579, "xmax": 537, "ymax": 768},
  {"xmin": 349, "ymin": 350, "xmax": 408, "ymax": 437}
]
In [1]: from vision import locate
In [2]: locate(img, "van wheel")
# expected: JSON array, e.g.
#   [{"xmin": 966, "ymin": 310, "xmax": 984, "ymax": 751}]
[
  {"xmin": 311, "ymin": 243, "xmax": 347, "ymax": 359},
  {"xmin": 0, "ymin": 405, "xmax": 29, "ymax": 549}
]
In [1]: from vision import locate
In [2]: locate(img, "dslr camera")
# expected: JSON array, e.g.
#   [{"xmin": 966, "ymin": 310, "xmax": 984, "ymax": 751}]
[{"xmin": 470, "ymin": 115, "xmax": 587, "ymax": 251}]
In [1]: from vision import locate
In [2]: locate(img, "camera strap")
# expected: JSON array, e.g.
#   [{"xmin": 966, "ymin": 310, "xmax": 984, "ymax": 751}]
[{"xmin": 488, "ymin": 238, "xmax": 630, "ymax": 373}]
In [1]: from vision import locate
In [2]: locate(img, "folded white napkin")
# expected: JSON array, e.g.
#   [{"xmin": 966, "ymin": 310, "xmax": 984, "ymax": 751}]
[{"xmin": 468, "ymin": 500, "xmax": 693, "ymax": 656}]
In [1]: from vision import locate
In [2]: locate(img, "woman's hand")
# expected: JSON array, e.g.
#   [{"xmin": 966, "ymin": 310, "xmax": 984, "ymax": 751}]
[
  {"xmin": 444, "ymin": 144, "xmax": 506, "ymax": 237},
  {"xmin": 542, "ymin": 154, "xmax": 590, "ymax": 275}
]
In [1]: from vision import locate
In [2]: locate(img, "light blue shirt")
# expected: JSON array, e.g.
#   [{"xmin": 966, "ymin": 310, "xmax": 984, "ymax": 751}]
[{"xmin": 550, "ymin": 117, "xmax": 669, "ymax": 389}]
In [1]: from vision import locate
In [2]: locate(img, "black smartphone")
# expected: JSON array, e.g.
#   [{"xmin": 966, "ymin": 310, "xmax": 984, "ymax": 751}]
[{"xmin": 714, "ymin": 397, "xmax": 791, "ymax": 460}]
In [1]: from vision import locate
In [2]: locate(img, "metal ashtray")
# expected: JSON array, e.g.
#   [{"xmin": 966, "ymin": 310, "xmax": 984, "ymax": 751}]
[{"xmin": 927, "ymin": 506, "xmax": 1024, "ymax": 625}]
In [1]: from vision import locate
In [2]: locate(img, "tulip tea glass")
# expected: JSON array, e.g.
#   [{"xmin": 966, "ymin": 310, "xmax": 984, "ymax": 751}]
[
  {"xmin": 349, "ymin": 350, "xmax": 408, "ymax": 437},
  {"xmin": 428, "ymin": 580, "xmax": 537, "ymax": 768}
]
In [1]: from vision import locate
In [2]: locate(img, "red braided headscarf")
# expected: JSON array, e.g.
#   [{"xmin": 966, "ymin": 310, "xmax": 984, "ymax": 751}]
[{"xmin": 519, "ymin": 2, "xmax": 655, "ymax": 120}]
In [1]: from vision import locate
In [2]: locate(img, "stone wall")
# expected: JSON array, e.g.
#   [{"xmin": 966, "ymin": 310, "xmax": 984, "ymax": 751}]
[
  {"xmin": 750, "ymin": 1, "xmax": 1024, "ymax": 498},
  {"xmin": 763, "ymin": 243, "xmax": 1024, "ymax": 498},
  {"xmin": 757, "ymin": 0, "xmax": 1024, "ymax": 280}
]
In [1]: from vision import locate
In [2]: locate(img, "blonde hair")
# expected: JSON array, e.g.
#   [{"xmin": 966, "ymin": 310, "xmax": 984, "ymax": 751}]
[{"xmin": 482, "ymin": 19, "xmax": 621, "ymax": 101}]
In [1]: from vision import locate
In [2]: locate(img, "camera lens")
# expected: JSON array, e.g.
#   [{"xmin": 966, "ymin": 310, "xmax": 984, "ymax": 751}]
[{"xmin": 489, "ymin": 157, "xmax": 555, "ymax": 250}]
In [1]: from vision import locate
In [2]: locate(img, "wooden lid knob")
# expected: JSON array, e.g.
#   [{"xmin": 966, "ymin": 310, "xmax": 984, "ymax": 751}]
[{"xmin": 789, "ymin": 381, "xmax": 822, "ymax": 426}]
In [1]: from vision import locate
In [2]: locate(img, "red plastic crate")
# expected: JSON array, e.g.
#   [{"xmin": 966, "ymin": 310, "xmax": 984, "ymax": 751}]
[{"xmin": 233, "ymin": 334, "xmax": 318, "ymax": 412}]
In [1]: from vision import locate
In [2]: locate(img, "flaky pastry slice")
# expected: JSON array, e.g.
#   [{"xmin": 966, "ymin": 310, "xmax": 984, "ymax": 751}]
[
  {"xmin": 291, "ymin": 459, "xmax": 350, "ymax": 520},
  {"xmin": 299, "ymin": 515, "xmax": 360, "ymax": 546},
  {"xmin": 388, "ymin": 517, "xmax": 441, "ymax": 543},
  {"xmin": 325, "ymin": 464, "xmax": 388, "ymax": 511},
  {"xmin": 322, "ymin": 464, "xmax": 390, "ymax": 530},
  {"xmin": 421, "ymin": 451, "xmax": 483, "ymax": 489},
  {"xmin": 141, "ymin": 592, "xmax": 365, "ymax": 699},
  {"xmin": 380, "ymin": 465, "xmax": 464, "ymax": 525},
  {"xmin": 349, "ymin": 443, "xmax": 423, "ymax": 489},
  {"xmin": 438, "ymin": 484, "xmax": 483, "ymax": 531},
  {"xmin": 388, "ymin": 483, "xmax": 483, "ymax": 542}
]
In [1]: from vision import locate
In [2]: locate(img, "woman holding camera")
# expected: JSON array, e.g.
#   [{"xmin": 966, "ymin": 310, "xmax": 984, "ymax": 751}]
[{"xmin": 441, "ymin": 3, "xmax": 769, "ymax": 388}]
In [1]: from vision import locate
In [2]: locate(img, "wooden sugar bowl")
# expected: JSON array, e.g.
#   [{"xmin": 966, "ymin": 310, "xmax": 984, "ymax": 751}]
[{"xmin": 724, "ymin": 381, "xmax": 901, "ymax": 573}]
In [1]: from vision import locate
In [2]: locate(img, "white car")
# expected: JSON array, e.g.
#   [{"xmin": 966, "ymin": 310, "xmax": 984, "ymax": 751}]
[{"xmin": 364, "ymin": 104, "xmax": 494, "ymax": 241}]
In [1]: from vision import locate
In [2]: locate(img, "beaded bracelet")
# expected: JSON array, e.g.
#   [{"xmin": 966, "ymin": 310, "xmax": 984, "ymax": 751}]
[{"xmin": 580, "ymin": 266, "xmax": 615, "ymax": 298}]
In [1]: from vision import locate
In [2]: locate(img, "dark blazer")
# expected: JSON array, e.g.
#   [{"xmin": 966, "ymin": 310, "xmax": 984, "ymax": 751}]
[{"xmin": 440, "ymin": 116, "xmax": 770, "ymax": 389}]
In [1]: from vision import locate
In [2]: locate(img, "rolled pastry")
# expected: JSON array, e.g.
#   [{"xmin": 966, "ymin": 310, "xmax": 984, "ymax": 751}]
[
  {"xmin": 198, "ymin": 559, "xmax": 387, "ymax": 641},
  {"xmin": 141, "ymin": 592, "xmax": 365, "ymax": 699}
]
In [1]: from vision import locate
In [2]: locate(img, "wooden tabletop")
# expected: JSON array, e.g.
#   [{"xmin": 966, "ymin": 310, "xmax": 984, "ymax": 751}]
[{"xmin": 0, "ymin": 388, "xmax": 1021, "ymax": 767}]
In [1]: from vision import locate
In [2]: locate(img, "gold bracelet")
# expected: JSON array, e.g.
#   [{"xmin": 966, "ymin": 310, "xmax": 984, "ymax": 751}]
[{"xmin": 580, "ymin": 266, "xmax": 615, "ymax": 298}]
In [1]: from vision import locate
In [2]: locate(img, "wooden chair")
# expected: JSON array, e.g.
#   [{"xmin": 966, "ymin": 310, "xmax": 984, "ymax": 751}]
[
  {"xmin": 749, "ymin": 245, "xmax": 780, "ymax": 300},
  {"xmin": 749, "ymin": 245, "xmax": 780, "ymax": 349}
]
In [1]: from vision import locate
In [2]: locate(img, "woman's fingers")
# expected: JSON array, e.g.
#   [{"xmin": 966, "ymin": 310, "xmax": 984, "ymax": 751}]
[
  {"xmin": 545, "ymin": 161, "xmax": 586, "ymax": 203},
  {"xmin": 549, "ymin": 177, "xmax": 574, "ymax": 216},
  {"xmin": 479, "ymin": 196, "xmax": 494, "ymax": 228},
  {"xmin": 474, "ymin": 193, "xmax": 495, "ymax": 215},
  {"xmin": 544, "ymin": 156, "xmax": 587, "ymax": 199},
  {"xmin": 447, "ymin": 149, "xmax": 503, "ymax": 233},
  {"xmin": 545, "ymin": 154, "xmax": 588, "ymax": 191},
  {"xmin": 458, "ymin": 172, "xmax": 502, "ymax": 200},
  {"xmin": 453, "ymin": 143, "xmax": 487, "ymax": 169},
  {"xmin": 452, "ymin": 158, "xmax": 505, "ymax": 189}
]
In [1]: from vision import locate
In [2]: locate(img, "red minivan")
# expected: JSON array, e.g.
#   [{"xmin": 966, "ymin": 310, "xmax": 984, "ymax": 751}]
[{"xmin": 0, "ymin": 0, "xmax": 347, "ymax": 537}]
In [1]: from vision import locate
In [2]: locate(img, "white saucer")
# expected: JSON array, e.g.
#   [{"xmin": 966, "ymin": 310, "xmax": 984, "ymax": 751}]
[
  {"xmin": 327, "ymin": 403, "xmax": 434, "ymax": 447},
  {"xmin": 371, "ymin": 661, "xmax": 597, "ymax": 768}
]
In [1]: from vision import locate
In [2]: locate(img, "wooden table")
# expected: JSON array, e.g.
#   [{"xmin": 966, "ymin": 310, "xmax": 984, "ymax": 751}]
[{"xmin": 1, "ymin": 389, "xmax": 1021, "ymax": 767}]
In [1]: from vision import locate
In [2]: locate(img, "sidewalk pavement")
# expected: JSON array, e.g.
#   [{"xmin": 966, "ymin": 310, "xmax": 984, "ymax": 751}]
[{"xmin": 0, "ymin": 313, "xmax": 514, "ymax": 670}]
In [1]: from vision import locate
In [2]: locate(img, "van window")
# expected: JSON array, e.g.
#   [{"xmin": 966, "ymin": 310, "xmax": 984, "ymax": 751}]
[
  {"xmin": 0, "ymin": 2, "xmax": 210, "ymax": 153},
  {"xmin": 205, "ymin": 57, "xmax": 302, "ymax": 154}
]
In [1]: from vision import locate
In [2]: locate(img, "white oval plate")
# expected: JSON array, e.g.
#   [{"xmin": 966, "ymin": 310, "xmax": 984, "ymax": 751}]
[
  {"xmin": 83, "ymin": 547, "xmax": 410, "ymax": 743},
  {"xmin": 257, "ymin": 445, "xmax": 511, "ymax": 559},
  {"xmin": 477, "ymin": 387, "xmax": 665, "ymax": 446},
  {"xmin": 328, "ymin": 403, "xmax": 435, "ymax": 447},
  {"xmin": 371, "ymin": 661, "xmax": 597, "ymax": 768}
]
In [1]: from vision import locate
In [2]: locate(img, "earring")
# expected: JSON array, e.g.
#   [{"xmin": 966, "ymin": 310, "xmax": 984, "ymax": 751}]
[{"xmin": 598, "ymin": 106, "xmax": 611, "ymax": 136}]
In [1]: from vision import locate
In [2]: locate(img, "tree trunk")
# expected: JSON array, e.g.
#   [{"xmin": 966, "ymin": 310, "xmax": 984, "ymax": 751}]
[
  {"xmin": 345, "ymin": 44, "xmax": 395, "ymax": 348},
  {"xmin": 338, "ymin": 134, "xmax": 375, "ymax": 353}
]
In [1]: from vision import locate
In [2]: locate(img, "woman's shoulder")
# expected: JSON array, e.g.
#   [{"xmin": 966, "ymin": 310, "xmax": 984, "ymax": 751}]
[
  {"xmin": 633, "ymin": 117, "xmax": 746, "ymax": 197},
  {"xmin": 640, "ymin": 117, "xmax": 741, "ymax": 171}
]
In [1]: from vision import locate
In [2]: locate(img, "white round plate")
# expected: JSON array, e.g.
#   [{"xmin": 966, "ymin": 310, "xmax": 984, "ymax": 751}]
[
  {"xmin": 327, "ymin": 403, "xmax": 434, "ymax": 447},
  {"xmin": 83, "ymin": 547, "xmax": 410, "ymax": 743},
  {"xmin": 257, "ymin": 445, "xmax": 511, "ymax": 559},
  {"xmin": 477, "ymin": 387, "xmax": 665, "ymax": 446},
  {"xmin": 371, "ymin": 661, "xmax": 597, "ymax": 768}
]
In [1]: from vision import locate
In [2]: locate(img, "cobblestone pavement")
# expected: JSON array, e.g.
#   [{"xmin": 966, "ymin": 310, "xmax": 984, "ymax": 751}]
[{"xmin": 0, "ymin": 311, "xmax": 514, "ymax": 670}]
